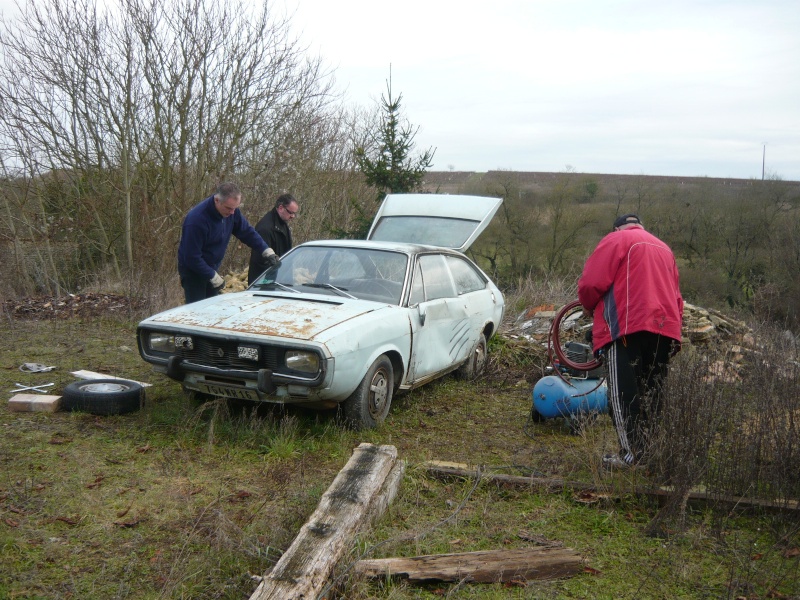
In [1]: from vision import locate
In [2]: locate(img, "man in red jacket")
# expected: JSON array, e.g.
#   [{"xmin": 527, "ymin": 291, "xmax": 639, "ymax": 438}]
[{"xmin": 578, "ymin": 214, "xmax": 683, "ymax": 468}]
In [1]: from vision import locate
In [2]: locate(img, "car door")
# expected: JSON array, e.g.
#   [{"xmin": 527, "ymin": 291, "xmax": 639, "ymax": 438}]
[{"xmin": 405, "ymin": 253, "xmax": 478, "ymax": 384}]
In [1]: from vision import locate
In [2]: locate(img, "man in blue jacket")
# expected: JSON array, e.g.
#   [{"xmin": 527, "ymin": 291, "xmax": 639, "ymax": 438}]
[{"xmin": 177, "ymin": 183, "xmax": 280, "ymax": 303}]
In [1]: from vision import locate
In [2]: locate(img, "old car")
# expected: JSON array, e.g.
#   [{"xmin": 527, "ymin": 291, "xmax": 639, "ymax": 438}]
[{"xmin": 137, "ymin": 193, "xmax": 505, "ymax": 428}]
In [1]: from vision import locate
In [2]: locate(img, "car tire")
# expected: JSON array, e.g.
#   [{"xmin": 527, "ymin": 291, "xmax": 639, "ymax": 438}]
[
  {"xmin": 61, "ymin": 379, "xmax": 145, "ymax": 415},
  {"xmin": 341, "ymin": 355, "xmax": 393, "ymax": 429},
  {"xmin": 455, "ymin": 333, "xmax": 487, "ymax": 380}
]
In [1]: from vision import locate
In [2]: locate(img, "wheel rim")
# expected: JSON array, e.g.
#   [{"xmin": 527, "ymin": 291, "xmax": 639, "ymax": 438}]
[
  {"xmin": 368, "ymin": 368, "xmax": 389, "ymax": 419},
  {"xmin": 474, "ymin": 342, "xmax": 487, "ymax": 373},
  {"xmin": 80, "ymin": 382, "xmax": 130, "ymax": 393}
]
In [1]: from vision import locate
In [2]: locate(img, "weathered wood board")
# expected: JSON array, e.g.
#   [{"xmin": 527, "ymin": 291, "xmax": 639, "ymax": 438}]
[
  {"xmin": 249, "ymin": 443, "xmax": 403, "ymax": 600},
  {"xmin": 355, "ymin": 547, "xmax": 584, "ymax": 583}
]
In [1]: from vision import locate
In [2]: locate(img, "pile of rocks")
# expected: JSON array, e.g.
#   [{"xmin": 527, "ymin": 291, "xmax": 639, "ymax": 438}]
[{"xmin": 509, "ymin": 301, "xmax": 752, "ymax": 347}]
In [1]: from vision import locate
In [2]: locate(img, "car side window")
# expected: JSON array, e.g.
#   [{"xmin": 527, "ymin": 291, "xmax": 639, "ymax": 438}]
[
  {"xmin": 419, "ymin": 254, "xmax": 456, "ymax": 300},
  {"xmin": 409, "ymin": 261, "xmax": 424, "ymax": 305},
  {"xmin": 446, "ymin": 256, "xmax": 487, "ymax": 295}
]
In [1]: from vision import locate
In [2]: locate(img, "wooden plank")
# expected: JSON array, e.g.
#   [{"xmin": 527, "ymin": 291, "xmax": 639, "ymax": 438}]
[
  {"xmin": 70, "ymin": 370, "xmax": 152, "ymax": 387},
  {"xmin": 355, "ymin": 547, "xmax": 583, "ymax": 583},
  {"xmin": 250, "ymin": 443, "xmax": 402, "ymax": 600},
  {"xmin": 423, "ymin": 463, "xmax": 800, "ymax": 513},
  {"xmin": 8, "ymin": 394, "xmax": 62, "ymax": 413}
]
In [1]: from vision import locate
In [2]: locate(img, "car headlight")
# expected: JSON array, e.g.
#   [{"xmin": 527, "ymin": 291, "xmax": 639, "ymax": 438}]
[
  {"xmin": 148, "ymin": 333, "xmax": 193, "ymax": 353},
  {"xmin": 285, "ymin": 350, "xmax": 319, "ymax": 373},
  {"xmin": 148, "ymin": 332, "xmax": 175, "ymax": 353}
]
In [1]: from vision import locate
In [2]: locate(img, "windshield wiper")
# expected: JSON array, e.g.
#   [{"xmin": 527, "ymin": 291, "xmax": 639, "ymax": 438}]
[
  {"xmin": 256, "ymin": 281, "xmax": 301, "ymax": 294},
  {"xmin": 304, "ymin": 283, "xmax": 357, "ymax": 299}
]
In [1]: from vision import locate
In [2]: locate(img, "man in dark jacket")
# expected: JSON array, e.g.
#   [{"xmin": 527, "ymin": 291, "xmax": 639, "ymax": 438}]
[
  {"xmin": 248, "ymin": 193, "xmax": 299, "ymax": 285},
  {"xmin": 578, "ymin": 213, "xmax": 683, "ymax": 468},
  {"xmin": 178, "ymin": 183, "xmax": 280, "ymax": 303}
]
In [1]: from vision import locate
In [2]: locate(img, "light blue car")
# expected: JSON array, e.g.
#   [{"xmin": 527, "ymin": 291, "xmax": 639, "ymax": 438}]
[{"xmin": 137, "ymin": 194, "xmax": 505, "ymax": 429}]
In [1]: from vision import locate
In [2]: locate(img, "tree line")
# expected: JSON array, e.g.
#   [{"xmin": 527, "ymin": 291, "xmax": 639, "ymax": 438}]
[
  {"xmin": 457, "ymin": 170, "xmax": 800, "ymax": 328},
  {"xmin": 2, "ymin": 0, "xmax": 800, "ymax": 331}
]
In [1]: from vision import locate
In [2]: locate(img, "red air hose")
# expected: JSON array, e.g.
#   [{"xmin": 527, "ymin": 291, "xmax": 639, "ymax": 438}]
[{"xmin": 548, "ymin": 300, "xmax": 603, "ymax": 372}]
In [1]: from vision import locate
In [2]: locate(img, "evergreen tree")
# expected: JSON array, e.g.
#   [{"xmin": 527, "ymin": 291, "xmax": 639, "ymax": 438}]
[
  {"xmin": 356, "ymin": 79, "xmax": 436, "ymax": 201},
  {"xmin": 334, "ymin": 77, "xmax": 436, "ymax": 239}
]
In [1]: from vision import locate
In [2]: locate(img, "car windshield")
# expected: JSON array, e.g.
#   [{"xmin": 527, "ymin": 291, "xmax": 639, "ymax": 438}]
[{"xmin": 251, "ymin": 246, "xmax": 408, "ymax": 305}]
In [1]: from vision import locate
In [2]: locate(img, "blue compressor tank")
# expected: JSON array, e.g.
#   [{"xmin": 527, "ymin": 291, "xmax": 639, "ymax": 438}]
[{"xmin": 532, "ymin": 375, "xmax": 608, "ymax": 419}]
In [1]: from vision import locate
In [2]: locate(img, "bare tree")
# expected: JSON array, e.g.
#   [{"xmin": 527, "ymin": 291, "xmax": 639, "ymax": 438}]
[{"xmin": 0, "ymin": 0, "xmax": 342, "ymax": 297}]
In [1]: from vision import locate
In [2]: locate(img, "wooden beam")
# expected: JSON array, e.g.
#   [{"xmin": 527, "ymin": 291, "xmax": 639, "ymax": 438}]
[
  {"xmin": 249, "ymin": 443, "xmax": 404, "ymax": 600},
  {"xmin": 355, "ymin": 547, "xmax": 583, "ymax": 583},
  {"xmin": 423, "ymin": 463, "xmax": 800, "ymax": 513}
]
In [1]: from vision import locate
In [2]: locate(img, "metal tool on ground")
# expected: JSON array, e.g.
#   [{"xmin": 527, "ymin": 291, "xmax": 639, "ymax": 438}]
[
  {"xmin": 530, "ymin": 300, "xmax": 608, "ymax": 432},
  {"xmin": 11, "ymin": 382, "xmax": 55, "ymax": 393},
  {"xmin": 19, "ymin": 363, "xmax": 57, "ymax": 373}
]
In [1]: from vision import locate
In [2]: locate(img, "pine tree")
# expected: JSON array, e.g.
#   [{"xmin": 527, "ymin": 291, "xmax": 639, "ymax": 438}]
[{"xmin": 356, "ymin": 78, "xmax": 436, "ymax": 202}]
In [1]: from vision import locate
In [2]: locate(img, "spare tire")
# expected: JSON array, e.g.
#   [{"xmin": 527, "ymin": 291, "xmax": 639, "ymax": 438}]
[{"xmin": 61, "ymin": 379, "xmax": 145, "ymax": 415}]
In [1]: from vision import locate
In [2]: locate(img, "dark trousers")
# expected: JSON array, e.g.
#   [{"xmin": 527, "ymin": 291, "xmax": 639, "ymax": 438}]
[
  {"xmin": 179, "ymin": 269, "xmax": 220, "ymax": 304},
  {"xmin": 605, "ymin": 331, "xmax": 673, "ymax": 464}
]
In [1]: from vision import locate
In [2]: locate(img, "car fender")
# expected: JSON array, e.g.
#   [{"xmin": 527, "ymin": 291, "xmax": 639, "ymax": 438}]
[{"xmin": 317, "ymin": 312, "xmax": 411, "ymax": 401}]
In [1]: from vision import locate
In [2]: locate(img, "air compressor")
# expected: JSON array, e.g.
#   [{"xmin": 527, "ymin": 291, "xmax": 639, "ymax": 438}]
[{"xmin": 531, "ymin": 300, "xmax": 608, "ymax": 426}]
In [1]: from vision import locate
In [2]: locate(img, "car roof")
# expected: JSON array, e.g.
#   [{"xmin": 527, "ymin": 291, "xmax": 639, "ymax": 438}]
[{"xmin": 295, "ymin": 238, "xmax": 461, "ymax": 255}]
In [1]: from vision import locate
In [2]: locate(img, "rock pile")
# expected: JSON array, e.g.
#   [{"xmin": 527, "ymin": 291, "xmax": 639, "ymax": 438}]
[{"xmin": 509, "ymin": 301, "xmax": 752, "ymax": 347}]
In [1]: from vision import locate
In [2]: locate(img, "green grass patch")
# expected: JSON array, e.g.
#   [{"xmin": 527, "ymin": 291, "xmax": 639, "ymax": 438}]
[{"xmin": 1, "ymin": 316, "xmax": 798, "ymax": 598}]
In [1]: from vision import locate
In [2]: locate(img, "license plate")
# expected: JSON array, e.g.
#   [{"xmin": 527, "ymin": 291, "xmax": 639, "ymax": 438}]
[{"xmin": 197, "ymin": 383, "xmax": 259, "ymax": 401}]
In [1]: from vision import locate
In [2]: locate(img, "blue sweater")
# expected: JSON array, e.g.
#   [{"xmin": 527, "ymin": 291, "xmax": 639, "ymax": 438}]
[{"xmin": 177, "ymin": 195, "xmax": 268, "ymax": 280}]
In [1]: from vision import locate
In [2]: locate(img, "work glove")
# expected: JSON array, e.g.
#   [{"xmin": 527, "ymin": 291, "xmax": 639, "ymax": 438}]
[
  {"xmin": 210, "ymin": 272, "xmax": 225, "ymax": 291},
  {"xmin": 262, "ymin": 247, "xmax": 281, "ymax": 269}
]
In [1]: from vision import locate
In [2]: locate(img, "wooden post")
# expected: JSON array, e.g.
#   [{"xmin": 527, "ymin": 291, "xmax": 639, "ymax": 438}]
[{"xmin": 249, "ymin": 443, "xmax": 404, "ymax": 600}]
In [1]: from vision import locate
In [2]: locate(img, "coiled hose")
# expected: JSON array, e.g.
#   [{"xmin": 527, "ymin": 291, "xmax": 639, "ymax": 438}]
[{"xmin": 548, "ymin": 299, "xmax": 603, "ymax": 373}]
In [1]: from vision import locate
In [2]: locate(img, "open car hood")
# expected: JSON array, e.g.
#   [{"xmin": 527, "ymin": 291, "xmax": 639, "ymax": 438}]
[{"xmin": 366, "ymin": 193, "xmax": 502, "ymax": 252}]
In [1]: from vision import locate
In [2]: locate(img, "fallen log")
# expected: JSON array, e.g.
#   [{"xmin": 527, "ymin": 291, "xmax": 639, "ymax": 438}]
[
  {"xmin": 355, "ymin": 547, "xmax": 583, "ymax": 583},
  {"xmin": 423, "ymin": 462, "xmax": 800, "ymax": 514},
  {"xmin": 250, "ymin": 443, "xmax": 405, "ymax": 600}
]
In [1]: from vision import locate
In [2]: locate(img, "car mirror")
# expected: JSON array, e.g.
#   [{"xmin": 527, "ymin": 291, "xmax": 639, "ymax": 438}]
[{"xmin": 417, "ymin": 303, "xmax": 426, "ymax": 326}]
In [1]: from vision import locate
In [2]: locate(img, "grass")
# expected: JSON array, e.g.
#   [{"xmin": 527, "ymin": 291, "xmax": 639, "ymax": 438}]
[{"xmin": 1, "ymin": 315, "xmax": 798, "ymax": 599}]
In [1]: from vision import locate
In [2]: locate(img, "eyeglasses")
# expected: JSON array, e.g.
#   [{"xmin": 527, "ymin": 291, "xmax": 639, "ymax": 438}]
[{"xmin": 281, "ymin": 205, "xmax": 298, "ymax": 216}]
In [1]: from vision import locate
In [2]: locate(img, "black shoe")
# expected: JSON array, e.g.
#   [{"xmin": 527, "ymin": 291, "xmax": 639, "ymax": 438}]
[{"xmin": 602, "ymin": 453, "xmax": 632, "ymax": 469}]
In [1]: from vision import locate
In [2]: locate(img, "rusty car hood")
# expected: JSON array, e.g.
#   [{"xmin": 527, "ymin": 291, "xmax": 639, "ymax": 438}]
[{"xmin": 140, "ymin": 292, "xmax": 382, "ymax": 340}]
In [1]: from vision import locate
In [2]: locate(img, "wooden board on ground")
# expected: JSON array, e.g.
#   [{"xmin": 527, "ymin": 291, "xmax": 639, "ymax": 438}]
[
  {"xmin": 355, "ymin": 547, "xmax": 584, "ymax": 583},
  {"xmin": 70, "ymin": 370, "xmax": 152, "ymax": 387},
  {"xmin": 249, "ymin": 443, "xmax": 404, "ymax": 600},
  {"xmin": 8, "ymin": 394, "xmax": 62, "ymax": 412},
  {"xmin": 423, "ymin": 462, "xmax": 800, "ymax": 514}
]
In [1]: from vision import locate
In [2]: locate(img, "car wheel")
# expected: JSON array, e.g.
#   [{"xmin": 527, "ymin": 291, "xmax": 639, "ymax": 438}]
[
  {"xmin": 342, "ymin": 355, "xmax": 393, "ymax": 429},
  {"xmin": 61, "ymin": 379, "xmax": 145, "ymax": 415},
  {"xmin": 455, "ymin": 333, "xmax": 487, "ymax": 380}
]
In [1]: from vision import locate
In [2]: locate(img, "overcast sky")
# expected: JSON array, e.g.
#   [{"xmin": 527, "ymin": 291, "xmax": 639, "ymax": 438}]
[
  {"xmin": 0, "ymin": 0, "xmax": 795, "ymax": 180},
  {"xmin": 285, "ymin": 0, "xmax": 799, "ymax": 181}
]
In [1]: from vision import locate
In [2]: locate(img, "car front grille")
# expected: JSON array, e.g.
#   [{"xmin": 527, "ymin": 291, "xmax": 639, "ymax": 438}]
[{"xmin": 177, "ymin": 337, "xmax": 281, "ymax": 371}]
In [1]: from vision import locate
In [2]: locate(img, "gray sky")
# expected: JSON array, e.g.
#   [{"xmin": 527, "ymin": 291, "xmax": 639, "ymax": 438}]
[
  {"xmin": 1, "ymin": 0, "xmax": 795, "ymax": 180},
  {"xmin": 286, "ymin": 0, "xmax": 800, "ymax": 181}
]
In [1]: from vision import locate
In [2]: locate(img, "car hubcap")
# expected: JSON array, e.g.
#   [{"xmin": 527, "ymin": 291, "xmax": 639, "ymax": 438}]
[
  {"xmin": 369, "ymin": 370, "xmax": 389, "ymax": 417},
  {"xmin": 81, "ymin": 382, "xmax": 129, "ymax": 393},
  {"xmin": 474, "ymin": 344, "xmax": 486, "ymax": 372}
]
